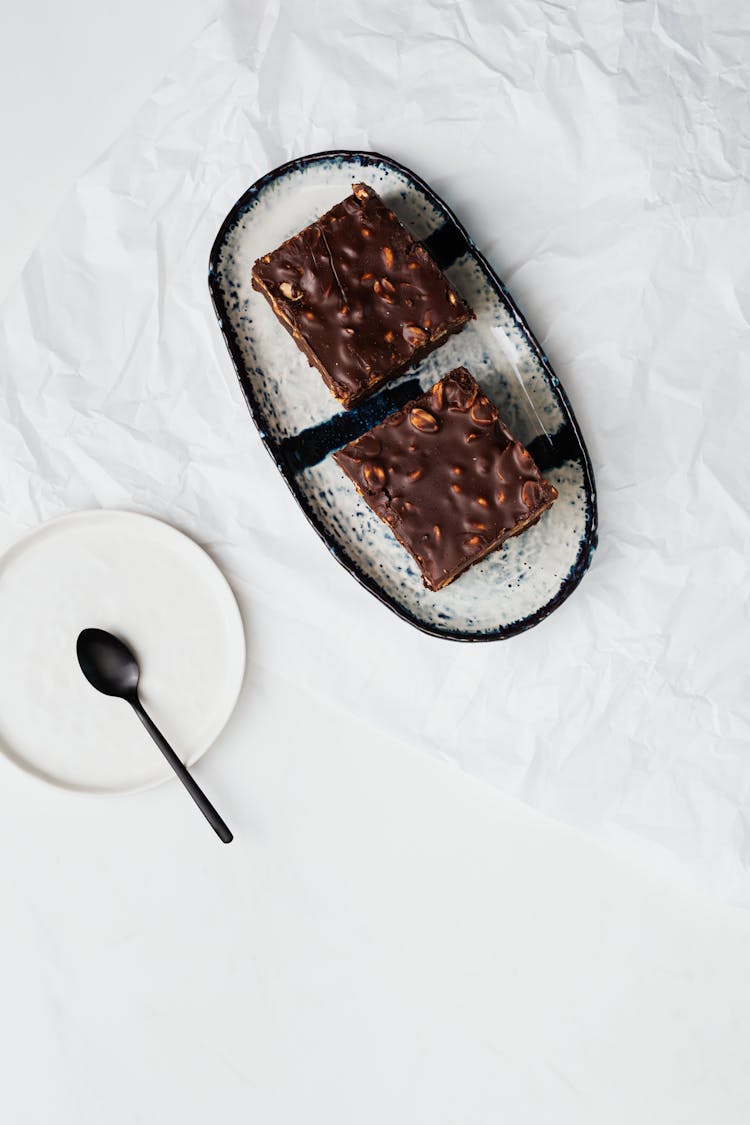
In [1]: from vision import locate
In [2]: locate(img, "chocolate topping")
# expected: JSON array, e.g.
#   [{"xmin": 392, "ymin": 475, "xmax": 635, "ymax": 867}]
[
  {"xmin": 252, "ymin": 184, "xmax": 474, "ymax": 407},
  {"xmin": 334, "ymin": 367, "xmax": 558, "ymax": 590}
]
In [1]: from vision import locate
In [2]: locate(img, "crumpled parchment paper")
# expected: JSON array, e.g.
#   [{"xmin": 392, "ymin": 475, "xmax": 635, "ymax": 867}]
[{"xmin": 1, "ymin": 0, "xmax": 749, "ymax": 902}]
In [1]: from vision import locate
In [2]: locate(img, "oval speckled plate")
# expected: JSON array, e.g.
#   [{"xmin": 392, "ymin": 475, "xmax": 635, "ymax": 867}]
[{"xmin": 208, "ymin": 150, "xmax": 597, "ymax": 642}]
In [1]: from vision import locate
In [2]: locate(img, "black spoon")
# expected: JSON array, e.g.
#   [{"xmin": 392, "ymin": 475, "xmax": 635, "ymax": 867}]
[{"xmin": 76, "ymin": 628, "xmax": 232, "ymax": 843}]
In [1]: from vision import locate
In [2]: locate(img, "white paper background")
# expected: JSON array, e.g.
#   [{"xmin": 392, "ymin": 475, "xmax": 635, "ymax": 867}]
[{"xmin": 0, "ymin": 0, "xmax": 748, "ymax": 902}]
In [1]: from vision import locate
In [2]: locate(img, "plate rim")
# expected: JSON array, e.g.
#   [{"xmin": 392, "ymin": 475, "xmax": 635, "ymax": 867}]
[
  {"xmin": 208, "ymin": 148, "xmax": 598, "ymax": 642},
  {"xmin": 0, "ymin": 508, "xmax": 246, "ymax": 795}
]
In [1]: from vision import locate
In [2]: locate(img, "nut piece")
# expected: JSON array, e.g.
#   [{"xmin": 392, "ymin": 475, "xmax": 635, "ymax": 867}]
[
  {"xmin": 356, "ymin": 433, "xmax": 382, "ymax": 458},
  {"xmin": 403, "ymin": 324, "xmax": 429, "ymax": 349},
  {"xmin": 381, "ymin": 278, "xmax": 396, "ymax": 294},
  {"xmin": 463, "ymin": 535, "xmax": 483, "ymax": 552},
  {"xmin": 476, "ymin": 496, "xmax": 489, "ymax": 508},
  {"xmin": 409, "ymin": 408, "xmax": 440, "ymax": 434},
  {"xmin": 521, "ymin": 480, "xmax": 542, "ymax": 509},
  {"xmin": 433, "ymin": 524, "xmax": 442, "ymax": 543},
  {"xmin": 430, "ymin": 379, "xmax": 444, "ymax": 410},
  {"xmin": 407, "ymin": 468, "xmax": 424, "ymax": 482},
  {"xmin": 383, "ymin": 246, "xmax": 394, "ymax": 269},
  {"xmin": 470, "ymin": 399, "xmax": 495, "ymax": 426},
  {"xmin": 445, "ymin": 376, "xmax": 477, "ymax": 412},
  {"xmin": 363, "ymin": 462, "xmax": 386, "ymax": 491},
  {"xmin": 279, "ymin": 280, "xmax": 303, "ymax": 300},
  {"xmin": 510, "ymin": 443, "xmax": 534, "ymax": 475}
]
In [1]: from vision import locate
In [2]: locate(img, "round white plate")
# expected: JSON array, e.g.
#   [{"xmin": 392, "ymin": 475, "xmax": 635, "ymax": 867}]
[{"xmin": 0, "ymin": 510, "xmax": 245, "ymax": 793}]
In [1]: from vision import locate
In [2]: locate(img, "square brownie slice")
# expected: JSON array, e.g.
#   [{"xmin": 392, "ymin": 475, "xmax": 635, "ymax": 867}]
[
  {"xmin": 251, "ymin": 183, "xmax": 474, "ymax": 408},
  {"xmin": 334, "ymin": 367, "xmax": 558, "ymax": 591}
]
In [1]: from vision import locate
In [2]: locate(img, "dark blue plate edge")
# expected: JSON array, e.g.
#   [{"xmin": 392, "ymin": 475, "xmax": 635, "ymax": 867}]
[{"xmin": 207, "ymin": 149, "xmax": 598, "ymax": 643}]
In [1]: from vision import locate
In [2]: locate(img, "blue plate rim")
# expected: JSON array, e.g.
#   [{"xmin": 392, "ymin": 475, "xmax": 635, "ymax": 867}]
[{"xmin": 208, "ymin": 148, "xmax": 598, "ymax": 642}]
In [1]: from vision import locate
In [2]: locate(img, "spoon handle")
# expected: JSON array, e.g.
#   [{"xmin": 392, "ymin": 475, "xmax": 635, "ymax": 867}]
[{"xmin": 130, "ymin": 697, "xmax": 233, "ymax": 844}]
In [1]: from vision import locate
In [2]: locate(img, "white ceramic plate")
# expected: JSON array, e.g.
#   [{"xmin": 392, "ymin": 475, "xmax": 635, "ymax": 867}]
[{"xmin": 0, "ymin": 510, "xmax": 245, "ymax": 793}]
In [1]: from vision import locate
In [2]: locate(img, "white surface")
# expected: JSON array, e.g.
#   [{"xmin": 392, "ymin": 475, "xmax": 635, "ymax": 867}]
[
  {"xmin": 0, "ymin": 0, "xmax": 748, "ymax": 902},
  {"xmin": 0, "ymin": 511, "xmax": 245, "ymax": 791},
  {"xmin": 1, "ymin": 2, "xmax": 750, "ymax": 1123}
]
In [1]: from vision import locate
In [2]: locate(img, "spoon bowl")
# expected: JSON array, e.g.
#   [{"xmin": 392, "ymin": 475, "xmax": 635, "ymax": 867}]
[{"xmin": 77, "ymin": 628, "xmax": 140, "ymax": 699}]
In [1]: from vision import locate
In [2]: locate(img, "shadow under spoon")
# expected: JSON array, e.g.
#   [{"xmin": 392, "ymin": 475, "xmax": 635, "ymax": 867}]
[{"xmin": 76, "ymin": 628, "xmax": 233, "ymax": 843}]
